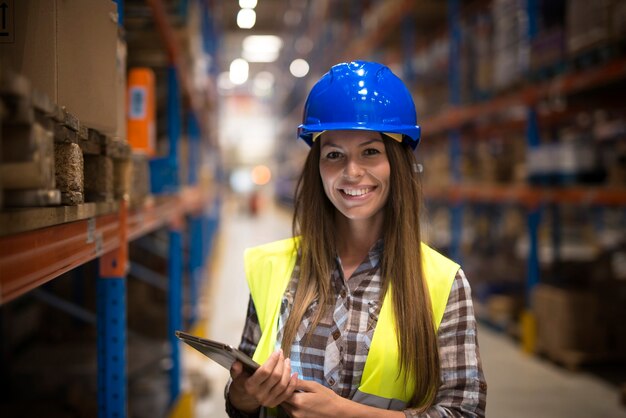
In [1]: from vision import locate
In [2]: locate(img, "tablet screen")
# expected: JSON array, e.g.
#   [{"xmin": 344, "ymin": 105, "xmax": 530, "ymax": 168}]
[{"xmin": 175, "ymin": 331, "xmax": 259, "ymax": 373}]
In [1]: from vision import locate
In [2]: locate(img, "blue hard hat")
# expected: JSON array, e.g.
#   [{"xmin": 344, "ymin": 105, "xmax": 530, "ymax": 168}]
[{"xmin": 298, "ymin": 61, "xmax": 421, "ymax": 149}]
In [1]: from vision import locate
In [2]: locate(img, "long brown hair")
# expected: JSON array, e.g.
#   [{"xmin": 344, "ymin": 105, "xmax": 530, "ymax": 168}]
[{"xmin": 284, "ymin": 135, "xmax": 440, "ymax": 411}]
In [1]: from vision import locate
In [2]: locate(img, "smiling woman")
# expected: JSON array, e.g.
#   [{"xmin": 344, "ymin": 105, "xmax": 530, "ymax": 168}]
[
  {"xmin": 318, "ymin": 131, "xmax": 390, "ymax": 227},
  {"xmin": 225, "ymin": 61, "xmax": 487, "ymax": 418}
]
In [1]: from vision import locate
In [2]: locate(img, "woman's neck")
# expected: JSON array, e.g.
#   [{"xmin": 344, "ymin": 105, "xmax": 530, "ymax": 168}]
[{"xmin": 334, "ymin": 213, "xmax": 383, "ymax": 268}]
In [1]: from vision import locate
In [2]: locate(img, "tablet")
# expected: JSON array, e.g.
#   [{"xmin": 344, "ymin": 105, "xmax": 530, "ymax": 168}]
[{"xmin": 175, "ymin": 330, "xmax": 259, "ymax": 373}]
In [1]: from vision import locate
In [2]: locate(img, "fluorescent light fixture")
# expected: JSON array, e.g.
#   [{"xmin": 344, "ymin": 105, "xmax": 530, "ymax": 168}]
[
  {"xmin": 237, "ymin": 8, "xmax": 256, "ymax": 29},
  {"xmin": 239, "ymin": 0, "xmax": 257, "ymax": 8},
  {"xmin": 243, "ymin": 50, "xmax": 279, "ymax": 63},
  {"xmin": 242, "ymin": 35, "xmax": 283, "ymax": 63},
  {"xmin": 290, "ymin": 59, "xmax": 309, "ymax": 78},
  {"xmin": 230, "ymin": 59, "xmax": 249, "ymax": 85}
]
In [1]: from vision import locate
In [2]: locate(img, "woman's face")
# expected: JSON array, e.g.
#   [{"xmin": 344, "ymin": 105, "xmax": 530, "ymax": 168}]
[{"xmin": 319, "ymin": 130, "xmax": 390, "ymax": 224}]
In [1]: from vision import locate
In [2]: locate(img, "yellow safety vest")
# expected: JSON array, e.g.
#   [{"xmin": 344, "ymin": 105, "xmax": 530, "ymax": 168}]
[{"xmin": 244, "ymin": 237, "xmax": 459, "ymax": 412}]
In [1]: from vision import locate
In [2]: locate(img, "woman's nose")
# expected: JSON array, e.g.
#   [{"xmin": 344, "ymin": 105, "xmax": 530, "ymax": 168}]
[{"xmin": 343, "ymin": 158, "xmax": 364, "ymax": 179}]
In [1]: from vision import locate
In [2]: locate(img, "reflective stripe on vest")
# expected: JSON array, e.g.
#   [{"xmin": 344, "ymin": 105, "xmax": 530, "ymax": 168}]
[{"xmin": 244, "ymin": 237, "xmax": 459, "ymax": 411}]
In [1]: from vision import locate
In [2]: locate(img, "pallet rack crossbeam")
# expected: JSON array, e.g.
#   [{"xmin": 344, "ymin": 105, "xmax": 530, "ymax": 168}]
[
  {"xmin": 31, "ymin": 288, "xmax": 97, "ymax": 325},
  {"xmin": 129, "ymin": 262, "xmax": 168, "ymax": 291}
]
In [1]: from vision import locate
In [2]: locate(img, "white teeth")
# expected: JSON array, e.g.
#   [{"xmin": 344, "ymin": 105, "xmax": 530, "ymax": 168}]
[{"xmin": 343, "ymin": 188, "xmax": 370, "ymax": 196}]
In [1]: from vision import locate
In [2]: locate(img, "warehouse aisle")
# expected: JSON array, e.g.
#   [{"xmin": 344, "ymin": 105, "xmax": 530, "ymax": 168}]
[{"xmin": 193, "ymin": 193, "xmax": 626, "ymax": 418}]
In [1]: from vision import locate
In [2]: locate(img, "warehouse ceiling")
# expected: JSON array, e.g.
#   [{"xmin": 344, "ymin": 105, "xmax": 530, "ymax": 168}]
[{"xmin": 123, "ymin": 0, "xmax": 449, "ymax": 120}]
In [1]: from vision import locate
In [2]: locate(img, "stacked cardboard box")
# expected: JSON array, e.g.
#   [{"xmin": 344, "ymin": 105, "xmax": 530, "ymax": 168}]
[
  {"xmin": 492, "ymin": 0, "xmax": 529, "ymax": 91},
  {"xmin": 533, "ymin": 284, "xmax": 610, "ymax": 367},
  {"xmin": 0, "ymin": 0, "xmax": 123, "ymax": 139},
  {"xmin": 566, "ymin": 0, "xmax": 612, "ymax": 58}
]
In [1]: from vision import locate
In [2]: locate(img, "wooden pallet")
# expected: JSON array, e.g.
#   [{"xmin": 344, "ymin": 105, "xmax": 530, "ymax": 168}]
[
  {"xmin": 537, "ymin": 346, "xmax": 624, "ymax": 372},
  {"xmin": 1, "ymin": 68, "xmax": 132, "ymax": 210}
]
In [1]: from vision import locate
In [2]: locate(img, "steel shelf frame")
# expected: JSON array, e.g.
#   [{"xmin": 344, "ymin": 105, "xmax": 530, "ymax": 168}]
[
  {"xmin": 447, "ymin": 0, "xmax": 463, "ymax": 264},
  {"xmin": 0, "ymin": 188, "xmax": 211, "ymax": 304},
  {"xmin": 416, "ymin": 0, "xmax": 626, "ymax": 353},
  {"xmin": 422, "ymin": 56, "xmax": 626, "ymax": 136},
  {"xmin": 0, "ymin": 1, "xmax": 220, "ymax": 417},
  {"xmin": 423, "ymin": 184, "xmax": 626, "ymax": 207}
]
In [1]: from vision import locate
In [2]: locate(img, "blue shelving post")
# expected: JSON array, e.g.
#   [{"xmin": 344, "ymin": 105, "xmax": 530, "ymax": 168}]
[
  {"xmin": 97, "ymin": 200, "xmax": 129, "ymax": 418},
  {"xmin": 149, "ymin": 65, "xmax": 180, "ymax": 195},
  {"xmin": 522, "ymin": 106, "xmax": 544, "ymax": 354},
  {"xmin": 159, "ymin": 63, "xmax": 184, "ymax": 407},
  {"xmin": 187, "ymin": 112, "xmax": 202, "ymax": 327},
  {"xmin": 168, "ymin": 219, "xmax": 183, "ymax": 405},
  {"xmin": 525, "ymin": 3, "xmax": 541, "ymax": 298},
  {"xmin": 147, "ymin": 62, "xmax": 184, "ymax": 405},
  {"xmin": 447, "ymin": 0, "xmax": 463, "ymax": 263}
]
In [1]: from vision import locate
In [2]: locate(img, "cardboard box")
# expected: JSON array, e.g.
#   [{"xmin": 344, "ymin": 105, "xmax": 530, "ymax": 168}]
[
  {"xmin": 0, "ymin": 0, "xmax": 120, "ymax": 135},
  {"xmin": 533, "ymin": 284, "xmax": 608, "ymax": 354}
]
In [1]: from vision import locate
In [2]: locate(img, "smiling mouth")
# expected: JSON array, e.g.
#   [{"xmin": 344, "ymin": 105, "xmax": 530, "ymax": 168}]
[{"xmin": 340, "ymin": 187, "xmax": 373, "ymax": 197}]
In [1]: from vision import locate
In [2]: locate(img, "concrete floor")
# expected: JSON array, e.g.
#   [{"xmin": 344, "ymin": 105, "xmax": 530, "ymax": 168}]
[{"xmin": 189, "ymin": 195, "xmax": 626, "ymax": 418}]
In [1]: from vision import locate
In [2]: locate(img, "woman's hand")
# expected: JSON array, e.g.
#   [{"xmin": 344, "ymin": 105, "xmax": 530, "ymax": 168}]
[
  {"xmin": 283, "ymin": 380, "xmax": 405, "ymax": 418},
  {"xmin": 228, "ymin": 349, "xmax": 299, "ymax": 413},
  {"xmin": 282, "ymin": 380, "xmax": 347, "ymax": 418}
]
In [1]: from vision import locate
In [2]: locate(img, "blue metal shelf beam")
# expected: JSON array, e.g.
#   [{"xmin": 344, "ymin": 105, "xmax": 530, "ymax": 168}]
[{"xmin": 447, "ymin": 0, "xmax": 463, "ymax": 263}]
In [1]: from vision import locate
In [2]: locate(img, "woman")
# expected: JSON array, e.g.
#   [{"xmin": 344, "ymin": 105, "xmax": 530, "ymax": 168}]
[{"xmin": 226, "ymin": 61, "xmax": 487, "ymax": 417}]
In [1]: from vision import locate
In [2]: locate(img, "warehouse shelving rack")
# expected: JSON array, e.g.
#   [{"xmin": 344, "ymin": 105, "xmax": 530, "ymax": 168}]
[{"xmin": 0, "ymin": 0, "xmax": 220, "ymax": 417}]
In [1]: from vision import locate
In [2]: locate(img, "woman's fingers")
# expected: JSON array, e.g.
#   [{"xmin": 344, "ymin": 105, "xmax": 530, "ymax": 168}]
[
  {"xmin": 249, "ymin": 349, "xmax": 284, "ymax": 398},
  {"xmin": 231, "ymin": 349, "xmax": 302, "ymax": 410},
  {"xmin": 230, "ymin": 360, "xmax": 244, "ymax": 379},
  {"xmin": 228, "ymin": 361, "xmax": 261, "ymax": 413},
  {"xmin": 264, "ymin": 358, "xmax": 296, "ymax": 407},
  {"xmin": 249, "ymin": 352, "xmax": 299, "ymax": 408},
  {"xmin": 247, "ymin": 349, "xmax": 281, "ymax": 388},
  {"xmin": 268, "ymin": 370, "xmax": 299, "ymax": 407},
  {"xmin": 256, "ymin": 352, "xmax": 289, "ymax": 405}
]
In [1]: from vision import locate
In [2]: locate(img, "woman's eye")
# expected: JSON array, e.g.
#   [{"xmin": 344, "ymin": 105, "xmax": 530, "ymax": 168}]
[
  {"xmin": 326, "ymin": 151, "xmax": 342, "ymax": 159},
  {"xmin": 364, "ymin": 148, "xmax": 381, "ymax": 156}
]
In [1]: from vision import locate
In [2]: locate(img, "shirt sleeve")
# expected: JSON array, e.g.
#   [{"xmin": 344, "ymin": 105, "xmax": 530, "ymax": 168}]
[
  {"xmin": 225, "ymin": 296, "xmax": 263, "ymax": 418},
  {"xmin": 404, "ymin": 269, "xmax": 487, "ymax": 418},
  {"xmin": 238, "ymin": 295, "xmax": 262, "ymax": 357}
]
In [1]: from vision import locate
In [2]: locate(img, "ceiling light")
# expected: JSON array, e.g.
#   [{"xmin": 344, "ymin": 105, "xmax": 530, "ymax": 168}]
[
  {"xmin": 239, "ymin": 0, "xmax": 257, "ymax": 8},
  {"xmin": 243, "ymin": 35, "xmax": 283, "ymax": 53},
  {"xmin": 289, "ymin": 59, "xmax": 309, "ymax": 78},
  {"xmin": 237, "ymin": 8, "xmax": 256, "ymax": 29},
  {"xmin": 251, "ymin": 165, "xmax": 272, "ymax": 186},
  {"xmin": 230, "ymin": 59, "xmax": 249, "ymax": 85},
  {"xmin": 243, "ymin": 50, "xmax": 279, "ymax": 63},
  {"xmin": 242, "ymin": 35, "xmax": 283, "ymax": 63}
]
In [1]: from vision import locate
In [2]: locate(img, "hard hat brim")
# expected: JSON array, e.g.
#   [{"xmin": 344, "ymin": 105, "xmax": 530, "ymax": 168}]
[{"xmin": 298, "ymin": 124, "xmax": 421, "ymax": 149}]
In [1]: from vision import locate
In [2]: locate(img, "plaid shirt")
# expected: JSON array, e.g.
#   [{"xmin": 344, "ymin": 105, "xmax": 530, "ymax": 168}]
[{"xmin": 227, "ymin": 242, "xmax": 487, "ymax": 417}]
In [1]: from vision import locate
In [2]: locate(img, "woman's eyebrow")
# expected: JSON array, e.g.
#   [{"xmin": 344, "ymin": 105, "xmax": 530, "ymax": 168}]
[
  {"xmin": 322, "ymin": 138, "xmax": 383, "ymax": 148},
  {"xmin": 321, "ymin": 141, "xmax": 341, "ymax": 149},
  {"xmin": 359, "ymin": 138, "xmax": 384, "ymax": 146}
]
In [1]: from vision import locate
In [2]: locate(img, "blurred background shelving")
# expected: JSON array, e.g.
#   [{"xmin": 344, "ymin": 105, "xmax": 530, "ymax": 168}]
[
  {"xmin": 1, "ymin": 0, "xmax": 625, "ymax": 417},
  {"xmin": 1, "ymin": 0, "xmax": 221, "ymax": 416}
]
